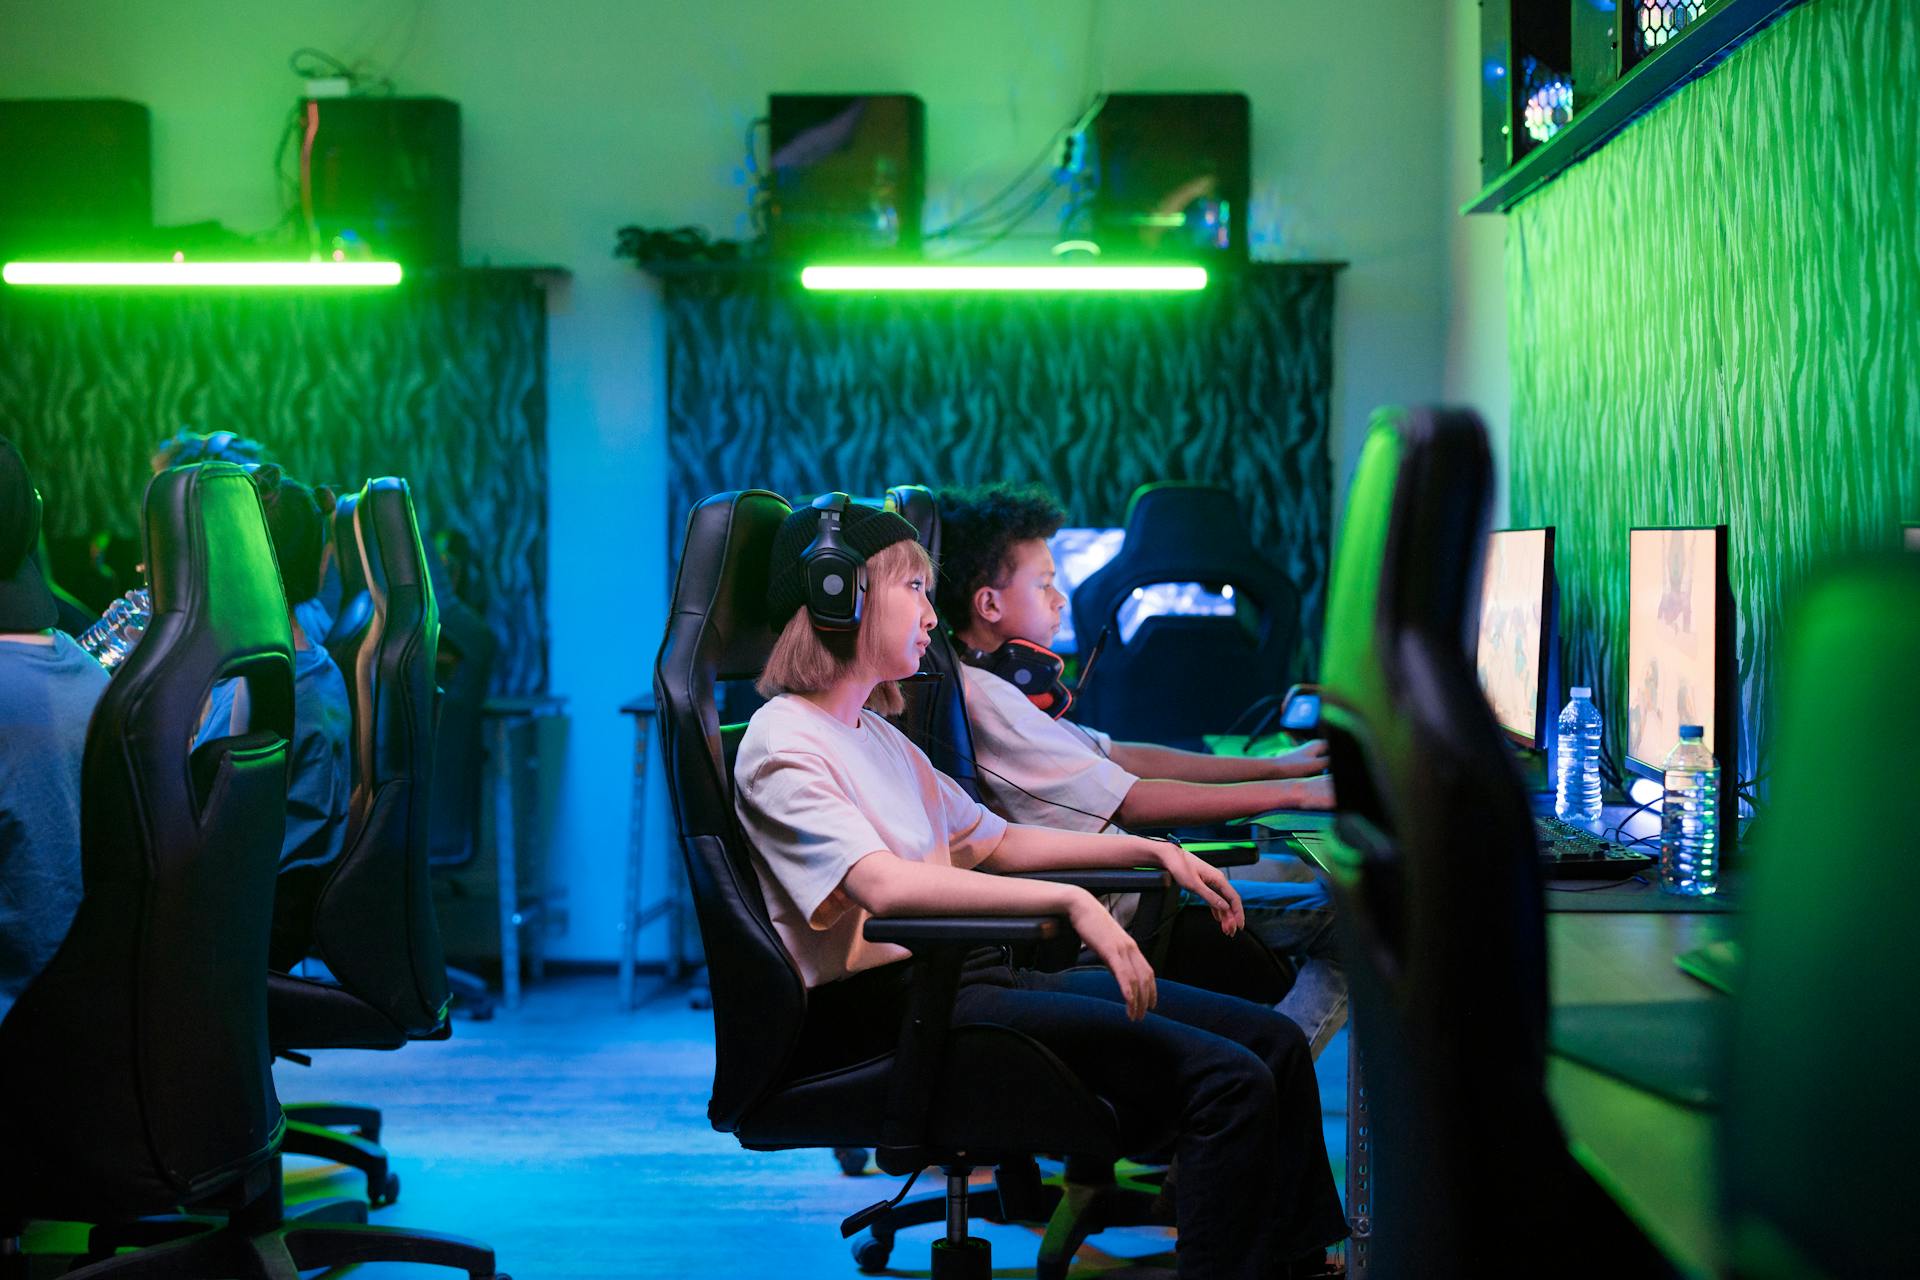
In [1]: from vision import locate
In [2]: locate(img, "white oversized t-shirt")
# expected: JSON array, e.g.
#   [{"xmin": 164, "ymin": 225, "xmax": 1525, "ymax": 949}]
[
  {"xmin": 733, "ymin": 693, "xmax": 1010, "ymax": 987},
  {"xmin": 959, "ymin": 662, "xmax": 1141, "ymax": 833}
]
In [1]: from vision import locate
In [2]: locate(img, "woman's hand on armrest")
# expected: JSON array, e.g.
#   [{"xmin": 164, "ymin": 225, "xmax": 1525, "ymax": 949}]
[
  {"xmin": 1143, "ymin": 841, "xmax": 1245, "ymax": 937},
  {"xmin": 839, "ymin": 852, "xmax": 1158, "ymax": 1021}
]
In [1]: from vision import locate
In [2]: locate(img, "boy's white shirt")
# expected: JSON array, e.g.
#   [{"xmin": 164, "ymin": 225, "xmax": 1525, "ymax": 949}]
[{"xmin": 958, "ymin": 661, "xmax": 1139, "ymax": 832}]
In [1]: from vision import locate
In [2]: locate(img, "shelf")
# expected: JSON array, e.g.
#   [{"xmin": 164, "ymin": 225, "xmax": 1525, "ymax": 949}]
[{"xmin": 1466, "ymin": 0, "xmax": 1811, "ymax": 215}]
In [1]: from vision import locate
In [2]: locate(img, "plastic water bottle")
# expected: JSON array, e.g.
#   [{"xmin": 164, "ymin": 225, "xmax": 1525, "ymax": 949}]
[
  {"xmin": 1554, "ymin": 687, "xmax": 1604, "ymax": 829},
  {"xmin": 1659, "ymin": 726, "xmax": 1719, "ymax": 896},
  {"xmin": 76, "ymin": 588, "xmax": 152, "ymax": 674}
]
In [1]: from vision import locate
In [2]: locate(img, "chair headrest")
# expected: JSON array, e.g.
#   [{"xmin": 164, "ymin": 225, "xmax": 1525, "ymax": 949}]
[
  {"xmin": 1116, "ymin": 482, "xmax": 1272, "ymax": 587},
  {"xmin": 1073, "ymin": 483, "xmax": 1293, "ymax": 639},
  {"xmin": 355, "ymin": 477, "xmax": 430, "ymax": 609},
  {"xmin": 331, "ymin": 491, "xmax": 366, "ymax": 599},
  {"xmin": 668, "ymin": 489, "xmax": 793, "ymax": 683},
  {"xmin": 884, "ymin": 484, "xmax": 941, "ymax": 561},
  {"xmin": 139, "ymin": 462, "xmax": 297, "ymax": 743},
  {"xmin": 1320, "ymin": 405, "xmax": 1493, "ymax": 833}
]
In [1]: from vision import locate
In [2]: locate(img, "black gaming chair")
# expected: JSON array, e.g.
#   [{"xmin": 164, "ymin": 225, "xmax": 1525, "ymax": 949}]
[
  {"xmin": 1069, "ymin": 482, "xmax": 1303, "ymax": 745},
  {"xmin": 1314, "ymin": 407, "xmax": 1663, "ymax": 1278},
  {"xmin": 657, "ymin": 489, "xmax": 1181, "ymax": 1280},
  {"xmin": 0, "ymin": 464, "xmax": 506, "ymax": 1279},
  {"xmin": 1718, "ymin": 557, "xmax": 1920, "ymax": 1279},
  {"xmin": 0, "ymin": 463, "xmax": 294, "ymax": 1262},
  {"xmin": 264, "ymin": 479, "xmax": 476, "ymax": 1222}
]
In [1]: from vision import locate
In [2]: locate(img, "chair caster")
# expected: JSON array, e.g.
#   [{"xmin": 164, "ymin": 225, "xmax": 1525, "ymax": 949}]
[
  {"xmin": 852, "ymin": 1230, "xmax": 893, "ymax": 1272},
  {"xmin": 833, "ymin": 1146, "xmax": 869, "ymax": 1176},
  {"xmin": 372, "ymin": 1171, "xmax": 401, "ymax": 1207}
]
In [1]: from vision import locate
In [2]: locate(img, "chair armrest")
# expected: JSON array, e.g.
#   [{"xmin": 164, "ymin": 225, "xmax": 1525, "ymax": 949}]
[
  {"xmin": 863, "ymin": 914, "xmax": 1066, "ymax": 946},
  {"xmin": 1180, "ymin": 841, "xmax": 1260, "ymax": 868},
  {"xmin": 1003, "ymin": 868, "xmax": 1170, "ymax": 893},
  {"xmin": 864, "ymin": 911, "xmax": 1072, "ymax": 1151}
]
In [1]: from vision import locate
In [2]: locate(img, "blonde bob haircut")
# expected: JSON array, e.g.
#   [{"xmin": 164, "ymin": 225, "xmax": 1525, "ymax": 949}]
[{"xmin": 757, "ymin": 538, "xmax": 935, "ymax": 716}]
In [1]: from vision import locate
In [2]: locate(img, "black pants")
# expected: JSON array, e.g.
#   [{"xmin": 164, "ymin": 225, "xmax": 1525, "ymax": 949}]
[{"xmin": 801, "ymin": 958, "xmax": 1347, "ymax": 1279}]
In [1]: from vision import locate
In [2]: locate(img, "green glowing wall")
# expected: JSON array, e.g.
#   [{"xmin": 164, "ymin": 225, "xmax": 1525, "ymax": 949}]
[{"xmin": 1508, "ymin": 0, "xmax": 1918, "ymax": 786}]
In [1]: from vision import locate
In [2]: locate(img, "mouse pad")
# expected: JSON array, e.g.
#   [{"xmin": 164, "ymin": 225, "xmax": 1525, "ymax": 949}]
[{"xmin": 1550, "ymin": 1000, "xmax": 1728, "ymax": 1110}]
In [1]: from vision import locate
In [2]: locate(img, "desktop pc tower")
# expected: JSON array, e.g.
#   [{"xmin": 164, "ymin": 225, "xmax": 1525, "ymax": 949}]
[{"xmin": 0, "ymin": 99, "xmax": 153, "ymax": 259}]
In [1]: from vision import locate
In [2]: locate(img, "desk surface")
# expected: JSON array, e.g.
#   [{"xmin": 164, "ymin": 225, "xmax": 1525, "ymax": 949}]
[
  {"xmin": 1285, "ymin": 832, "xmax": 1734, "ymax": 1278},
  {"xmin": 1550, "ymin": 910, "xmax": 1732, "ymax": 1279}
]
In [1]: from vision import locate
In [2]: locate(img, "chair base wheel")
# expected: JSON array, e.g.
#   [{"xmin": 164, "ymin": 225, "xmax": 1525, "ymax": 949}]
[{"xmin": 852, "ymin": 1231, "xmax": 892, "ymax": 1272}]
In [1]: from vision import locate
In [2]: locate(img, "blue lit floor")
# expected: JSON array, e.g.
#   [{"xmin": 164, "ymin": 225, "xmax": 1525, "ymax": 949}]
[{"xmin": 22, "ymin": 974, "xmax": 1348, "ymax": 1279}]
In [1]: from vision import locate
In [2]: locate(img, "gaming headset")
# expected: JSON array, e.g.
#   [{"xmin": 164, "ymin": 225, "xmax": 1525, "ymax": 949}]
[
  {"xmin": 802, "ymin": 492, "xmax": 867, "ymax": 631},
  {"xmin": 960, "ymin": 637, "xmax": 1077, "ymax": 719}
]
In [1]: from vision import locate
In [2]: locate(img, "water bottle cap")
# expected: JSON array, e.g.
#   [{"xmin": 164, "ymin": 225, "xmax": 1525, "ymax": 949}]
[
  {"xmin": 1679, "ymin": 724, "xmax": 1703, "ymax": 739},
  {"xmin": 1570, "ymin": 686, "xmax": 1591, "ymax": 698}
]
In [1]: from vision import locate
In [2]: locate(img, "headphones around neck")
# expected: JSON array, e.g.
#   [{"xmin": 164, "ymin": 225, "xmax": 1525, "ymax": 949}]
[
  {"xmin": 802, "ymin": 492, "xmax": 867, "ymax": 632},
  {"xmin": 961, "ymin": 637, "xmax": 1076, "ymax": 719}
]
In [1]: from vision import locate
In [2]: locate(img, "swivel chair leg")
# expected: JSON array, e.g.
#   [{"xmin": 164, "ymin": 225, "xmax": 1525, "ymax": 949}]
[
  {"xmin": 282, "ymin": 1118, "xmax": 399, "ymax": 1206},
  {"xmin": 64, "ymin": 1162, "xmax": 504, "ymax": 1280},
  {"xmin": 282, "ymin": 1100, "xmax": 382, "ymax": 1143},
  {"xmin": 81, "ymin": 1194, "xmax": 368, "ymax": 1259}
]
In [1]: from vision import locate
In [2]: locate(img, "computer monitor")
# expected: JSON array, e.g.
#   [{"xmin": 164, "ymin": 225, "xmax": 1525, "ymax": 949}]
[
  {"xmin": 1625, "ymin": 526, "xmax": 1734, "ymax": 783},
  {"xmin": 1904, "ymin": 523, "xmax": 1920, "ymax": 552},
  {"xmin": 1047, "ymin": 527, "xmax": 1124, "ymax": 652},
  {"xmin": 1475, "ymin": 527, "xmax": 1558, "ymax": 749}
]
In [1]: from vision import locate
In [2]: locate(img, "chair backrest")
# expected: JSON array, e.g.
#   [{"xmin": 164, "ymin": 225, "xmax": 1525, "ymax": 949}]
[
  {"xmin": 426, "ymin": 595, "xmax": 499, "ymax": 867},
  {"xmin": 324, "ymin": 490, "xmax": 372, "ymax": 701},
  {"xmin": 1069, "ymin": 482, "xmax": 1301, "ymax": 742},
  {"xmin": 655, "ymin": 490, "xmax": 813, "ymax": 1132},
  {"xmin": 1317, "ymin": 407, "xmax": 1559, "ymax": 1276},
  {"xmin": 0, "ymin": 463, "xmax": 294, "ymax": 1217},
  {"xmin": 1720, "ymin": 557, "xmax": 1920, "ymax": 1279},
  {"xmin": 884, "ymin": 484, "xmax": 984, "ymax": 800},
  {"xmin": 304, "ymin": 478, "xmax": 449, "ymax": 1036}
]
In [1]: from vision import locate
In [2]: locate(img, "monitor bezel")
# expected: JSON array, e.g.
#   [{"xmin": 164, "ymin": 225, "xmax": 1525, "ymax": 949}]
[
  {"xmin": 1478, "ymin": 526, "xmax": 1559, "ymax": 750},
  {"xmin": 1623, "ymin": 524, "xmax": 1735, "ymax": 785}
]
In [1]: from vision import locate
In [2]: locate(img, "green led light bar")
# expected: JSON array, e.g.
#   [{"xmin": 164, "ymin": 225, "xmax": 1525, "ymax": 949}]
[
  {"xmin": 799, "ymin": 264, "xmax": 1207, "ymax": 292},
  {"xmin": 1, "ymin": 261, "xmax": 404, "ymax": 287}
]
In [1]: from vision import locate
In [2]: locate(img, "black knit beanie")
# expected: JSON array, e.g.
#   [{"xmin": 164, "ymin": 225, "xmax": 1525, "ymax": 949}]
[{"xmin": 766, "ymin": 500, "xmax": 919, "ymax": 629}]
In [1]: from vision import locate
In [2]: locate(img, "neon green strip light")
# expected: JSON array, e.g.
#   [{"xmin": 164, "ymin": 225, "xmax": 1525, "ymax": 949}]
[
  {"xmin": 800, "ymin": 265, "xmax": 1207, "ymax": 292},
  {"xmin": 2, "ymin": 261, "xmax": 404, "ymax": 287}
]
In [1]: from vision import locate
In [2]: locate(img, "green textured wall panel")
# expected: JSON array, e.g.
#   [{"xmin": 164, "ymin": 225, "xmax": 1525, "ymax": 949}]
[{"xmin": 1509, "ymin": 0, "xmax": 1919, "ymax": 789}]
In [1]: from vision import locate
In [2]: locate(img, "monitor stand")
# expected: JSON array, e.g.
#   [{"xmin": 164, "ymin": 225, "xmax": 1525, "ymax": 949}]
[
  {"xmin": 1512, "ymin": 745, "xmax": 1632, "ymax": 804},
  {"xmin": 1512, "ymin": 746, "xmax": 1551, "ymax": 795}
]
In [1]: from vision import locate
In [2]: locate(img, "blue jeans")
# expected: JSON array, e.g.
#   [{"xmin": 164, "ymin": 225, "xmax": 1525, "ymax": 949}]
[{"xmin": 1183, "ymin": 873, "xmax": 1348, "ymax": 1056}]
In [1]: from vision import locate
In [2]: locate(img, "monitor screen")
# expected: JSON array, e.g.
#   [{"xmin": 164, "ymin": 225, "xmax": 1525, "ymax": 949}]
[
  {"xmin": 1048, "ymin": 528, "xmax": 1124, "ymax": 651},
  {"xmin": 1476, "ymin": 528, "xmax": 1553, "ymax": 745},
  {"xmin": 1627, "ymin": 526, "xmax": 1724, "ymax": 773},
  {"xmin": 1904, "ymin": 524, "xmax": 1920, "ymax": 552}
]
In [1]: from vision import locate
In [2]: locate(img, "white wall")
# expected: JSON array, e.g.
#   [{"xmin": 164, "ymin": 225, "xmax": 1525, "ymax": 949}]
[
  {"xmin": 1442, "ymin": 0, "xmax": 1514, "ymax": 522},
  {"xmin": 0, "ymin": 0, "xmax": 1452, "ymax": 960}
]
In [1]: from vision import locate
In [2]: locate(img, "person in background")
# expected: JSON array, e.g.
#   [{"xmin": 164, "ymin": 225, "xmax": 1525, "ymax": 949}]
[
  {"xmin": 197, "ymin": 467, "xmax": 351, "ymax": 967},
  {"xmin": 936, "ymin": 482, "xmax": 1349, "ymax": 1055},
  {"xmin": 0, "ymin": 437, "xmax": 109, "ymax": 1025}
]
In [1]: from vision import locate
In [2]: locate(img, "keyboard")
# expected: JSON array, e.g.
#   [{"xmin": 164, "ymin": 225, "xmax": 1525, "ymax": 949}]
[{"xmin": 1535, "ymin": 814, "xmax": 1655, "ymax": 879}]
